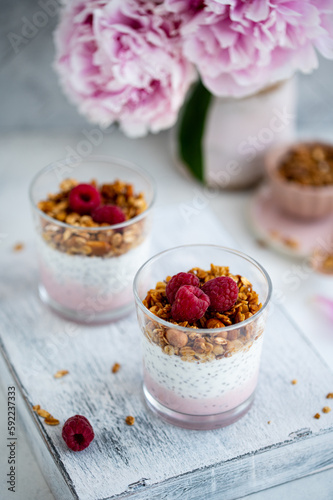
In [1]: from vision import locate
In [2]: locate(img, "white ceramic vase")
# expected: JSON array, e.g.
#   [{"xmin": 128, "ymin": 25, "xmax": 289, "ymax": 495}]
[{"xmin": 175, "ymin": 78, "xmax": 297, "ymax": 189}]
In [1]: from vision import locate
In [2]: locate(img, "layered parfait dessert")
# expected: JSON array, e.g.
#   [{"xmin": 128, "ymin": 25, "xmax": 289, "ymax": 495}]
[
  {"xmin": 30, "ymin": 157, "xmax": 154, "ymax": 323},
  {"xmin": 134, "ymin": 246, "xmax": 271, "ymax": 429}
]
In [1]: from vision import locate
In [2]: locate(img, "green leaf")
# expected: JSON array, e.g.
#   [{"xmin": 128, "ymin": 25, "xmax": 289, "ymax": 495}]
[{"xmin": 177, "ymin": 80, "xmax": 212, "ymax": 183}]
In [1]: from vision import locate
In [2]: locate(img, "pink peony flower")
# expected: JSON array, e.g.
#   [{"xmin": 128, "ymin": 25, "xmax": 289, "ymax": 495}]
[
  {"xmin": 314, "ymin": 296, "xmax": 333, "ymax": 322},
  {"xmin": 54, "ymin": 0, "xmax": 196, "ymax": 136},
  {"xmin": 166, "ymin": 0, "xmax": 333, "ymax": 97}
]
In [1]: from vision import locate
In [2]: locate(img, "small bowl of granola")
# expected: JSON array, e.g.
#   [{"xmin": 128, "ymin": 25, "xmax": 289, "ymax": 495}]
[
  {"xmin": 265, "ymin": 141, "xmax": 333, "ymax": 219},
  {"xmin": 30, "ymin": 156, "xmax": 155, "ymax": 324},
  {"xmin": 133, "ymin": 244, "xmax": 272, "ymax": 430}
]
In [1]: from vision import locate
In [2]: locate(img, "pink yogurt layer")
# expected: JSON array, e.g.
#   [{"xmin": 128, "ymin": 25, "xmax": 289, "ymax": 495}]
[
  {"xmin": 40, "ymin": 263, "xmax": 132, "ymax": 313},
  {"xmin": 144, "ymin": 368, "xmax": 259, "ymax": 416}
]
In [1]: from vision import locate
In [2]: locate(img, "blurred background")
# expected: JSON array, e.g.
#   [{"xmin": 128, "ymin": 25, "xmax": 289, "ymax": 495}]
[
  {"xmin": 1, "ymin": 0, "xmax": 333, "ymax": 135},
  {"xmin": 1, "ymin": 3, "xmax": 333, "ymax": 500}
]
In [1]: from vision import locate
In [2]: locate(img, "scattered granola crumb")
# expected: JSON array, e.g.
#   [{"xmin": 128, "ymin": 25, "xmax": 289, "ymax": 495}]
[
  {"xmin": 256, "ymin": 239, "xmax": 268, "ymax": 248},
  {"xmin": 267, "ymin": 421, "xmax": 271, "ymax": 424},
  {"xmin": 269, "ymin": 231, "xmax": 300, "ymax": 251},
  {"xmin": 269, "ymin": 230, "xmax": 279, "ymax": 239},
  {"xmin": 13, "ymin": 242, "xmax": 24, "ymax": 252},
  {"xmin": 314, "ymin": 413, "xmax": 321, "ymax": 419},
  {"xmin": 327, "ymin": 393, "xmax": 333, "ymax": 399},
  {"xmin": 322, "ymin": 406, "xmax": 331, "ymax": 414},
  {"xmin": 283, "ymin": 237, "xmax": 299, "ymax": 250},
  {"xmin": 291, "ymin": 379, "xmax": 297, "ymax": 385},
  {"xmin": 125, "ymin": 416, "xmax": 135, "ymax": 426},
  {"xmin": 54, "ymin": 369, "xmax": 69, "ymax": 379},
  {"xmin": 112, "ymin": 363, "xmax": 121, "ymax": 374},
  {"xmin": 44, "ymin": 415, "xmax": 60, "ymax": 426},
  {"xmin": 37, "ymin": 409, "xmax": 51, "ymax": 418},
  {"xmin": 32, "ymin": 405, "xmax": 60, "ymax": 425},
  {"xmin": 34, "ymin": 406, "xmax": 60, "ymax": 425},
  {"xmin": 312, "ymin": 249, "xmax": 333, "ymax": 275}
]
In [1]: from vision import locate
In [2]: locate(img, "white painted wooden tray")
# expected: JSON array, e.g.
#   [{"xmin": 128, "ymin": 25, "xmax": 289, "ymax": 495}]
[{"xmin": 0, "ymin": 207, "xmax": 333, "ymax": 500}]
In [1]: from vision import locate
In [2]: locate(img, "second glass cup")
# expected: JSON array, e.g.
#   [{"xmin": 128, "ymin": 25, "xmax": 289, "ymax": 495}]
[
  {"xmin": 134, "ymin": 245, "xmax": 272, "ymax": 430},
  {"xmin": 30, "ymin": 156, "xmax": 155, "ymax": 324}
]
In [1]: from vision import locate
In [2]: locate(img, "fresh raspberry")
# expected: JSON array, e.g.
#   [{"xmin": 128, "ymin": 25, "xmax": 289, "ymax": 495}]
[
  {"xmin": 171, "ymin": 285, "xmax": 210, "ymax": 322},
  {"xmin": 68, "ymin": 184, "xmax": 101, "ymax": 215},
  {"xmin": 62, "ymin": 415, "xmax": 94, "ymax": 452},
  {"xmin": 202, "ymin": 276, "xmax": 239, "ymax": 313},
  {"xmin": 91, "ymin": 205, "xmax": 126, "ymax": 225},
  {"xmin": 166, "ymin": 272, "xmax": 200, "ymax": 304}
]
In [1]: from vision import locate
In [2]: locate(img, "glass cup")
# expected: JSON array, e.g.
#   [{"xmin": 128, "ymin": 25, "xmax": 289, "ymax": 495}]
[
  {"xmin": 30, "ymin": 156, "xmax": 155, "ymax": 324},
  {"xmin": 134, "ymin": 245, "xmax": 272, "ymax": 430}
]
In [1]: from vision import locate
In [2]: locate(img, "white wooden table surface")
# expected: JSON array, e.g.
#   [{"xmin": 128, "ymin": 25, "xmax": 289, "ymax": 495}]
[{"xmin": 0, "ymin": 131, "xmax": 333, "ymax": 499}]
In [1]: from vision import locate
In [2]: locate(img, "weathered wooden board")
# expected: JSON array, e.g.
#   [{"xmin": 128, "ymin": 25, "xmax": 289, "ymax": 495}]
[{"xmin": 0, "ymin": 207, "xmax": 333, "ymax": 500}]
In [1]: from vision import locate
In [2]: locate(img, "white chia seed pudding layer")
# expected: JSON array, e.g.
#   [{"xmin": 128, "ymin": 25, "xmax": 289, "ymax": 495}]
[
  {"xmin": 142, "ymin": 334, "xmax": 263, "ymax": 401},
  {"xmin": 37, "ymin": 236, "xmax": 150, "ymax": 311}
]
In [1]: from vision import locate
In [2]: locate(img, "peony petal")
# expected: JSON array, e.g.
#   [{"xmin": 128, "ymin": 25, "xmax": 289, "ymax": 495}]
[
  {"xmin": 165, "ymin": 0, "xmax": 333, "ymax": 98},
  {"xmin": 54, "ymin": 0, "xmax": 196, "ymax": 136}
]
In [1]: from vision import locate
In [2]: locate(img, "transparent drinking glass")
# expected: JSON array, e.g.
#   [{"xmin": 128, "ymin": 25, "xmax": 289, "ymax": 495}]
[
  {"xmin": 30, "ymin": 156, "xmax": 155, "ymax": 324},
  {"xmin": 134, "ymin": 245, "xmax": 272, "ymax": 430}
]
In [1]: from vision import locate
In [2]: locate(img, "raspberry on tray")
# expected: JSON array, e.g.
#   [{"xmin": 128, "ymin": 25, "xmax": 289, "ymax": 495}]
[{"xmin": 62, "ymin": 415, "xmax": 95, "ymax": 452}]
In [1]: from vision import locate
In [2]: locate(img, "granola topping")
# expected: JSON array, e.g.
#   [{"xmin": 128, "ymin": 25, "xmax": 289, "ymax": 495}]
[
  {"xmin": 37, "ymin": 178, "xmax": 148, "ymax": 257},
  {"xmin": 142, "ymin": 264, "xmax": 263, "ymax": 362},
  {"xmin": 278, "ymin": 143, "xmax": 333, "ymax": 186}
]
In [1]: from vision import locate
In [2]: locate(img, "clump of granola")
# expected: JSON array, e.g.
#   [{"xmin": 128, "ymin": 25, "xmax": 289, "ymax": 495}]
[
  {"xmin": 37, "ymin": 178, "xmax": 148, "ymax": 257},
  {"xmin": 33, "ymin": 404, "xmax": 60, "ymax": 426},
  {"xmin": 142, "ymin": 264, "xmax": 263, "ymax": 362},
  {"xmin": 278, "ymin": 143, "xmax": 333, "ymax": 186}
]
